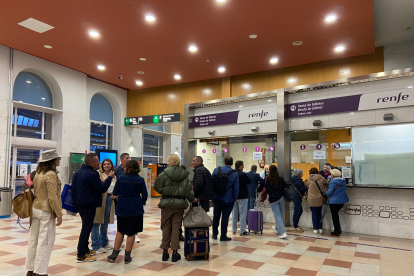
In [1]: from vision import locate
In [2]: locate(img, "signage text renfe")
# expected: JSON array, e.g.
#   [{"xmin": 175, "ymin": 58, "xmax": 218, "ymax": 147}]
[{"xmin": 125, "ymin": 113, "xmax": 181, "ymax": 126}]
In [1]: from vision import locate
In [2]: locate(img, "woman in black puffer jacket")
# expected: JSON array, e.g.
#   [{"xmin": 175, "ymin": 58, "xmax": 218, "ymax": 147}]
[{"xmin": 291, "ymin": 168, "xmax": 307, "ymax": 232}]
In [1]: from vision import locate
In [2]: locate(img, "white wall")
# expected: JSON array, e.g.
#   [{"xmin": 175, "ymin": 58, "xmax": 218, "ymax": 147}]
[{"xmin": 384, "ymin": 40, "xmax": 414, "ymax": 71}]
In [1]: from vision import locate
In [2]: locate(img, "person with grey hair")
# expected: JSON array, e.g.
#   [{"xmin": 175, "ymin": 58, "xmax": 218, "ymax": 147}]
[
  {"xmin": 291, "ymin": 168, "xmax": 307, "ymax": 231},
  {"xmin": 326, "ymin": 169, "xmax": 349, "ymax": 236}
]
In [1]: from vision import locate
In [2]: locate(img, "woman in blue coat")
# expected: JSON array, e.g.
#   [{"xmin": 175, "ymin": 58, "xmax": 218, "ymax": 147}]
[
  {"xmin": 107, "ymin": 160, "xmax": 148, "ymax": 264},
  {"xmin": 325, "ymin": 169, "xmax": 349, "ymax": 236},
  {"xmin": 291, "ymin": 168, "xmax": 307, "ymax": 231}
]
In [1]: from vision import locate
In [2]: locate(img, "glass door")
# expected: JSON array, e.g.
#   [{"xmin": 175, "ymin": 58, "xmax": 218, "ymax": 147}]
[{"xmin": 10, "ymin": 147, "xmax": 41, "ymax": 197}]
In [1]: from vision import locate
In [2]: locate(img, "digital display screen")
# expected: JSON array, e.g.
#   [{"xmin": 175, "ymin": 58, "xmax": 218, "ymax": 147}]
[{"xmin": 98, "ymin": 151, "xmax": 118, "ymax": 166}]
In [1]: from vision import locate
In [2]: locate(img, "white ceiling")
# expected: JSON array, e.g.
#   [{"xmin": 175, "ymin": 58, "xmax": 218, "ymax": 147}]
[{"xmin": 375, "ymin": 0, "xmax": 414, "ymax": 46}]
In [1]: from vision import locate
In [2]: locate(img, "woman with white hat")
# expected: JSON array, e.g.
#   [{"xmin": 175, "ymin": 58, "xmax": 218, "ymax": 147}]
[{"xmin": 25, "ymin": 149, "xmax": 63, "ymax": 276}]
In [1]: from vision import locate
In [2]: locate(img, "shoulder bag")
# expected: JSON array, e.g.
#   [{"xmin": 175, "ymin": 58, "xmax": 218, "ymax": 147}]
[
  {"xmin": 293, "ymin": 185, "xmax": 307, "ymax": 201},
  {"xmin": 12, "ymin": 184, "xmax": 34, "ymax": 230},
  {"xmin": 183, "ymin": 202, "xmax": 212, "ymax": 228},
  {"xmin": 315, "ymin": 181, "xmax": 328, "ymax": 205}
]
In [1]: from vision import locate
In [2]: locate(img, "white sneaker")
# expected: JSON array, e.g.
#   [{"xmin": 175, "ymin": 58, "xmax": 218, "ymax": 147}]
[
  {"xmin": 318, "ymin": 229, "xmax": 323, "ymax": 234},
  {"xmin": 313, "ymin": 230, "xmax": 318, "ymax": 234},
  {"xmin": 96, "ymin": 247, "xmax": 107, "ymax": 254},
  {"xmin": 272, "ymin": 226, "xmax": 278, "ymax": 235},
  {"xmin": 104, "ymin": 245, "xmax": 113, "ymax": 250},
  {"xmin": 136, "ymin": 234, "xmax": 140, "ymax": 243},
  {"xmin": 279, "ymin": 233, "xmax": 288, "ymax": 239}
]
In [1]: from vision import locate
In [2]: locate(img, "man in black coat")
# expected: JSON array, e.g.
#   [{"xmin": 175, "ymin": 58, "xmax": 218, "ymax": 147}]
[
  {"xmin": 232, "ymin": 160, "xmax": 251, "ymax": 236},
  {"xmin": 192, "ymin": 156, "xmax": 213, "ymax": 213}
]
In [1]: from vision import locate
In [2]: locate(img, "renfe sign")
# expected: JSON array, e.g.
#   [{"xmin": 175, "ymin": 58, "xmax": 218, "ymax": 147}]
[
  {"xmin": 289, "ymin": 88, "xmax": 413, "ymax": 118},
  {"xmin": 190, "ymin": 106, "xmax": 276, "ymax": 128}
]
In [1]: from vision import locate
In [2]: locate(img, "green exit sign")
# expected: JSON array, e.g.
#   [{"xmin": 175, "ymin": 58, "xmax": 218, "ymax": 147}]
[
  {"xmin": 153, "ymin": 115, "xmax": 159, "ymax": 123},
  {"xmin": 124, "ymin": 113, "xmax": 181, "ymax": 126}
]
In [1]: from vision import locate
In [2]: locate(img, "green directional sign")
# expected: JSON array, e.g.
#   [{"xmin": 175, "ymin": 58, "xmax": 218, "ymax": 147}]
[
  {"xmin": 153, "ymin": 115, "xmax": 159, "ymax": 124},
  {"xmin": 124, "ymin": 113, "xmax": 181, "ymax": 126},
  {"xmin": 124, "ymin": 118, "xmax": 130, "ymax": 126},
  {"xmin": 71, "ymin": 154, "xmax": 85, "ymax": 164}
]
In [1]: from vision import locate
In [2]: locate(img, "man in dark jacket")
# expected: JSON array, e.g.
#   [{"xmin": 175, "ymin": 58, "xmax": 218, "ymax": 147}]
[
  {"xmin": 72, "ymin": 153, "xmax": 114, "ymax": 262},
  {"xmin": 231, "ymin": 160, "xmax": 251, "ymax": 236},
  {"xmin": 246, "ymin": 165, "xmax": 264, "ymax": 211},
  {"xmin": 192, "ymin": 156, "xmax": 213, "ymax": 213}
]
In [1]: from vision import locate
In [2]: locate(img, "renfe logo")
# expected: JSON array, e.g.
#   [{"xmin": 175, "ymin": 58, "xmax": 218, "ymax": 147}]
[
  {"xmin": 377, "ymin": 92, "xmax": 409, "ymax": 104},
  {"xmin": 248, "ymin": 110, "xmax": 268, "ymax": 119}
]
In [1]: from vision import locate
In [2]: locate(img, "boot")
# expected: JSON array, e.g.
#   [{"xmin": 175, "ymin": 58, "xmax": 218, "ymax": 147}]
[
  {"xmin": 172, "ymin": 250, "xmax": 181, "ymax": 262},
  {"xmin": 162, "ymin": 249, "xmax": 169, "ymax": 261},
  {"xmin": 107, "ymin": 249, "xmax": 121, "ymax": 263},
  {"xmin": 124, "ymin": 250, "xmax": 132, "ymax": 264},
  {"xmin": 26, "ymin": 272, "xmax": 33, "ymax": 276},
  {"xmin": 33, "ymin": 274, "xmax": 48, "ymax": 276}
]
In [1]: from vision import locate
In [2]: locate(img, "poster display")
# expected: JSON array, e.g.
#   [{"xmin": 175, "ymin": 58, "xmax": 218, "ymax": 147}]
[
  {"xmin": 18, "ymin": 164, "xmax": 28, "ymax": 176},
  {"xmin": 354, "ymin": 160, "xmax": 375, "ymax": 185},
  {"xmin": 253, "ymin": 152, "xmax": 263, "ymax": 160},
  {"xmin": 313, "ymin": 150, "xmax": 326, "ymax": 159}
]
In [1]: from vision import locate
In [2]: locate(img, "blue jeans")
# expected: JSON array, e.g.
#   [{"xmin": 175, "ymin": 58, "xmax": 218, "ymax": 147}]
[
  {"xmin": 248, "ymin": 196, "xmax": 255, "ymax": 210},
  {"xmin": 232, "ymin": 198, "xmax": 248, "ymax": 233},
  {"xmin": 212, "ymin": 199, "xmax": 234, "ymax": 238},
  {"xmin": 292, "ymin": 199, "xmax": 303, "ymax": 228},
  {"xmin": 310, "ymin": 206, "xmax": 323, "ymax": 230},
  {"xmin": 270, "ymin": 197, "xmax": 286, "ymax": 236},
  {"xmin": 91, "ymin": 195, "xmax": 112, "ymax": 250}
]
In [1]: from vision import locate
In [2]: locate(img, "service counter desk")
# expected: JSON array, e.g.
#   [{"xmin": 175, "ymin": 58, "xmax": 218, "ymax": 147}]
[{"xmin": 256, "ymin": 185, "xmax": 414, "ymax": 240}]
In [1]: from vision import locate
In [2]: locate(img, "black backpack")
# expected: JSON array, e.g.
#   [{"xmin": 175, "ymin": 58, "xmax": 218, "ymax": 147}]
[{"xmin": 213, "ymin": 166, "xmax": 236, "ymax": 196}]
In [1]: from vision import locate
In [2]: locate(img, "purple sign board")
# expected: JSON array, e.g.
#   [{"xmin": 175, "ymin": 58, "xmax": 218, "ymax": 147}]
[
  {"xmin": 202, "ymin": 149, "xmax": 206, "ymax": 154},
  {"xmin": 334, "ymin": 143, "xmax": 341, "ymax": 149},
  {"xmin": 223, "ymin": 148, "xmax": 228, "ymax": 153},
  {"xmin": 255, "ymin": 147, "xmax": 260, "ymax": 152},
  {"xmin": 212, "ymin": 149, "xmax": 217, "ymax": 154},
  {"xmin": 300, "ymin": 144, "xmax": 306, "ymax": 150},
  {"xmin": 316, "ymin": 144, "xmax": 322, "ymax": 150},
  {"xmin": 269, "ymin": 146, "xmax": 274, "ymax": 151},
  {"xmin": 243, "ymin": 147, "xmax": 247, "ymax": 152}
]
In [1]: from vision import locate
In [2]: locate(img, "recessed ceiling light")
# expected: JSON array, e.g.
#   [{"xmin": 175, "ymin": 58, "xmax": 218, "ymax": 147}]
[
  {"xmin": 293, "ymin": 41, "xmax": 303, "ymax": 46},
  {"xmin": 97, "ymin": 65, "xmax": 105, "ymax": 70},
  {"xmin": 26, "ymin": 80, "xmax": 31, "ymax": 84},
  {"xmin": 44, "ymin": 45, "xmax": 52, "ymax": 49},
  {"xmin": 218, "ymin": 66, "xmax": 225, "ymax": 73},
  {"xmin": 18, "ymin": 18, "xmax": 54, "ymax": 33},
  {"xmin": 139, "ymin": 58, "xmax": 146, "ymax": 61},
  {"xmin": 249, "ymin": 34, "xmax": 257, "ymax": 39},
  {"xmin": 268, "ymin": 99, "xmax": 272, "ymax": 102},
  {"xmin": 41, "ymin": 98, "xmax": 45, "ymax": 100},
  {"xmin": 189, "ymin": 45, "xmax": 197, "ymax": 52},
  {"xmin": 335, "ymin": 45, "xmax": 345, "ymax": 52},
  {"xmin": 242, "ymin": 83, "xmax": 251, "ymax": 89},
  {"xmin": 89, "ymin": 30, "xmax": 99, "ymax": 37},
  {"xmin": 137, "ymin": 71, "xmax": 145, "ymax": 74},
  {"xmin": 145, "ymin": 15, "xmax": 155, "ymax": 22},
  {"xmin": 270, "ymin": 57, "xmax": 278, "ymax": 64},
  {"xmin": 288, "ymin": 77, "xmax": 296, "ymax": 83},
  {"xmin": 325, "ymin": 15, "xmax": 337, "ymax": 22},
  {"xmin": 217, "ymin": 0, "xmax": 226, "ymax": 2},
  {"xmin": 239, "ymin": 105, "xmax": 243, "ymax": 108},
  {"xmin": 174, "ymin": 74, "xmax": 181, "ymax": 80},
  {"xmin": 350, "ymin": 112, "xmax": 354, "ymax": 115},
  {"xmin": 203, "ymin": 89, "xmax": 212, "ymax": 95},
  {"xmin": 136, "ymin": 81, "xmax": 143, "ymax": 86},
  {"xmin": 408, "ymin": 86, "xmax": 413, "ymax": 88}
]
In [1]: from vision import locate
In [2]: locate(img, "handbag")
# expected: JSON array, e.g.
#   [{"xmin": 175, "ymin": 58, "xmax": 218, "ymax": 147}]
[
  {"xmin": 293, "ymin": 186, "xmax": 307, "ymax": 201},
  {"xmin": 183, "ymin": 203, "xmax": 212, "ymax": 228},
  {"xmin": 315, "ymin": 181, "xmax": 328, "ymax": 205},
  {"xmin": 61, "ymin": 184, "xmax": 78, "ymax": 213},
  {"xmin": 260, "ymin": 177, "xmax": 268, "ymax": 202},
  {"xmin": 12, "ymin": 184, "xmax": 34, "ymax": 230}
]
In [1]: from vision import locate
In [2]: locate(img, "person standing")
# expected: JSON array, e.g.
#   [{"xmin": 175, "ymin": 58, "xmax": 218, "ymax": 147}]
[
  {"xmin": 154, "ymin": 154, "xmax": 195, "ymax": 262},
  {"xmin": 260, "ymin": 164, "xmax": 270, "ymax": 179},
  {"xmin": 192, "ymin": 156, "xmax": 213, "ymax": 213},
  {"xmin": 107, "ymin": 161, "xmax": 148, "ymax": 264},
  {"xmin": 71, "ymin": 153, "xmax": 114, "ymax": 263},
  {"xmin": 25, "ymin": 149, "xmax": 63, "ymax": 276},
  {"xmin": 319, "ymin": 163, "xmax": 332, "ymax": 180},
  {"xmin": 305, "ymin": 167, "xmax": 329, "ymax": 234},
  {"xmin": 211, "ymin": 156, "xmax": 239, "ymax": 241},
  {"xmin": 291, "ymin": 168, "xmax": 307, "ymax": 232},
  {"xmin": 115, "ymin": 153, "xmax": 130, "ymax": 177},
  {"xmin": 257, "ymin": 165, "xmax": 288, "ymax": 239},
  {"xmin": 326, "ymin": 169, "xmax": 349, "ymax": 236},
  {"xmin": 232, "ymin": 160, "xmax": 251, "ymax": 236},
  {"xmin": 91, "ymin": 159, "xmax": 116, "ymax": 254},
  {"xmin": 246, "ymin": 165, "xmax": 264, "ymax": 211}
]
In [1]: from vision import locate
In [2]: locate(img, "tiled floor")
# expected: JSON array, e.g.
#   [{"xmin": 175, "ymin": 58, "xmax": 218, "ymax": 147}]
[{"xmin": 1, "ymin": 198, "xmax": 414, "ymax": 276}]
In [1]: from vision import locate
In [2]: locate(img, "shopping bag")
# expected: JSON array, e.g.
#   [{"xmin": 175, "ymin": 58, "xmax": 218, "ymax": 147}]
[
  {"xmin": 183, "ymin": 204, "xmax": 212, "ymax": 228},
  {"xmin": 61, "ymin": 184, "xmax": 78, "ymax": 213}
]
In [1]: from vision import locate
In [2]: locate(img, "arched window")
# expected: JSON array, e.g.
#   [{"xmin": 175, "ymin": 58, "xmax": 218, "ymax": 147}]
[
  {"xmin": 13, "ymin": 72, "xmax": 53, "ymax": 108},
  {"xmin": 89, "ymin": 94, "xmax": 114, "ymax": 151}
]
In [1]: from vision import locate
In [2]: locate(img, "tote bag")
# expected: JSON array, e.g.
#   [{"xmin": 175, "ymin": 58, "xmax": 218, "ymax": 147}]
[
  {"xmin": 61, "ymin": 184, "xmax": 78, "ymax": 213},
  {"xmin": 183, "ymin": 204, "xmax": 212, "ymax": 228}
]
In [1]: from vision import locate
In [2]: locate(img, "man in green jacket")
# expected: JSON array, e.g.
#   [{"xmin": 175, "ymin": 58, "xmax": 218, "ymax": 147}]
[{"xmin": 154, "ymin": 154, "xmax": 195, "ymax": 262}]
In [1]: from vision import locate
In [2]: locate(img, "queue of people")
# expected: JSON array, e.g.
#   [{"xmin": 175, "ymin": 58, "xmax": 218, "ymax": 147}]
[{"xmin": 23, "ymin": 148, "xmax": 348, "ymax": 275}]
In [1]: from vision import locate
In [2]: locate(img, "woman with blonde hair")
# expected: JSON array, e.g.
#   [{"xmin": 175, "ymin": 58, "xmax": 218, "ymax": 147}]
[
  {"xmin": 25, "ymin": 149, "xmax": 63, "ymax": 276},
  {"xmin": 91, "ymin": 158, "xmax": 116, "ymax": 254},
  {"xmin": 154, "ymin": 154, "xmax": 194, "ymax": 262},
  {"xmin": 260, "ymin": 164, "xmax": 270, "ymax": 179}
]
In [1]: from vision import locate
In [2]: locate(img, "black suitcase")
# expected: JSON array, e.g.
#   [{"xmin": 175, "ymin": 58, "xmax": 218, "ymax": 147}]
[{"xmin": 184, "ymin": 227, "xmax": 210, "ymax": 261}]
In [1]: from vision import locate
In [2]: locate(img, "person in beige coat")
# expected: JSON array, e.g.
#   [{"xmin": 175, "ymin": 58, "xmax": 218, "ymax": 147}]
[
  {"xmin": 305, "ymin": 167, "xmax": 329, "ymax": 234},
  {"xmin": 91, "ymin": 158, "xmax": 116, "ymax": 254},
  {"xmin": 25, "ymin": 149, "xmax": 63, "ymax": 276}
]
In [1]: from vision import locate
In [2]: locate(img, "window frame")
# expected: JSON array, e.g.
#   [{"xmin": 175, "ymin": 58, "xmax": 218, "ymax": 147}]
[
  {"xmin": 142, "ymin": 131, "xmax": 165, "ymax": 166},
  {"xmin": 90, "ymin": 120, "xmax": 114, "ymax": 151},
  {"xmin": 12, "ymin": 107, "xmax": 53, "ymax": 140}
]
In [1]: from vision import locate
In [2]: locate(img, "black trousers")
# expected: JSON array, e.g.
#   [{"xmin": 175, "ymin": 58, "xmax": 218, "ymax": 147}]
[
  {"xmin": 329, "ymin": 204, "xmax": 344, "ymax": 233},
  {"xmin": 77, "ymin": 208, "xmax": 96, "ymax": 258}
]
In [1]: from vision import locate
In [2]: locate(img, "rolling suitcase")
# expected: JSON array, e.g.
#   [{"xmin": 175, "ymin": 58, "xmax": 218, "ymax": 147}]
[
  {"xmin": 248, "ymin": 192, "xmax": 263, "ymax": 234},
  {"xmin": 184, "ymin": 227, "xmax": 210, "ymax": 261}
]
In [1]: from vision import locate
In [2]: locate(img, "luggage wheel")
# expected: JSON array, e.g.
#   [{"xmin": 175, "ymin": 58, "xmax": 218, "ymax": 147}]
[
  {"xmin": 205, "ymin": 254, "xmax": 209, "ymax": 259},
  {"xmin": 186, "ymin": 255, "xmax": 191, "ymax": 261}
]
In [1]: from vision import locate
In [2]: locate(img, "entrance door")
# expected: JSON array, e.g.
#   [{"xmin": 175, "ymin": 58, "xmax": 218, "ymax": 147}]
[{"xmin": 10, "ymin": 147, "xmax": 40, "ymax": 197}]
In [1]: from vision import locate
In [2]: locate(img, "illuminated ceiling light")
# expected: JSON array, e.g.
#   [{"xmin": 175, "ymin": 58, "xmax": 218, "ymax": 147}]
[
  {"xmin": 268, "ymin": 99, "xmax": 272, "ymax": 102},
  {"xmin": 41, "ymin": 97, "xmax": 45, "ymax": 100},
  {"xmin": 242, "ymin": 83, "xmax": 251, "ymax": 89},
  {"xmin": 218, "ymin": 66, "xmax": 225, "ymax": 73},
  {"xmin": 249, "ymin": 34, "xmax": 258, "ymax": 39},
  {"xmin": 408, "ymin": 86, "xmax": 413, "ymax": 88},
  {"xmin": 174, "ymin": 74, "xmax": 181, "ymax": 80},
  {"xmin": 292, "ymin": 41, "xmax": 303, "ymax": 46},
  {"xmin": 97, "ymin": 65, "xmax": 105, "ymax": 70},
  {"xmin": 26, "ymin": 80, "xmax": 31, "ymax": 84},
  {"xmin": 44, "ymin": 45, "xmax": 52, "ymax": 49},
  {"xmin": 89, "ymin": 30, "xmax": 99, "ymax": 37},
  {"xmin": 136, "ymin": 81, "xmax": 143, "ymax": 86},
  {"xmin": 335, "ymin": 45, "xmax": 345, "ymax": 52},
  {"xmin": 137, "ymin": 71, "xmax": 145, "ymax": 74},
  {"xmin": 239, "ymin": 105, "xmax": 243, "ymax": 108},
  {"xmin": 288, "ymin": 77, "xmax": 296, "ymax": 83},
  {"xmin": 325, "ymin": 14, "xmax": 337, "ymax": 22},
  {"xmin": 270, "ymin": 57, "xmax": 278, "ymax": 64},
  {"xmin": 139, "ymin": 58, "xmax": 146, "ymax": 61},
  {"xmin": 189, "ymin": 45, "xmax": 197, "ymax": 52},
  {"xmin": 145, "ymin": 15, "xmax": 155, "ymax": 22},
  {"xmin": 350, "ymin": 112, "xmax": 354, "ymax": 115},
  {"xmin": 217, "ymin": 0, "xmax": 226, "ymax": 2},
  {"xmin": 203, "ymin": 89, "xmax": 212, "ymax": 95}
]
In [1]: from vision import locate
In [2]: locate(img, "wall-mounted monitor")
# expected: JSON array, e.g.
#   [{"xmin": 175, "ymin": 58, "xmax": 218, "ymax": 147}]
[{"xmin": 95, "ymin": 149, "xmax": 118, "ymax": 167}]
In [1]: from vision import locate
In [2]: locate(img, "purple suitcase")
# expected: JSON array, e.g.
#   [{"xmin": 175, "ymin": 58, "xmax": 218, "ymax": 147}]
[{"xmin": 248, "ymin": 209, "xmax": 263, "ymax": 234}]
